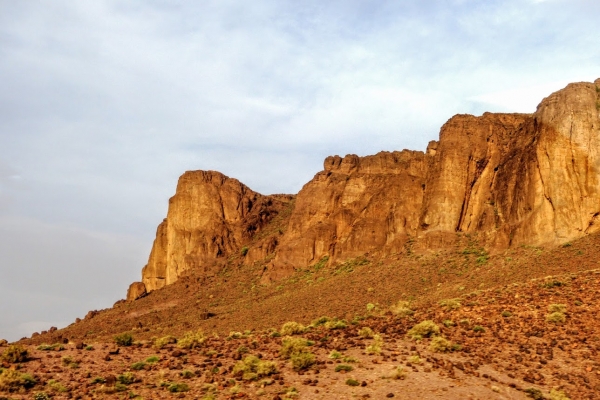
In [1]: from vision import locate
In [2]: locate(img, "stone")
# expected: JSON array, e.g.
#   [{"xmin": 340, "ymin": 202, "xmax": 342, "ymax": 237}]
[{"xmin": 126, "ymin": 281, "xmax": 147, "ymax": 301}]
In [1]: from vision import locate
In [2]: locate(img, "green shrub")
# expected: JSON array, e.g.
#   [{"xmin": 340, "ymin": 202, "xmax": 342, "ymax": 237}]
[
  {"xmin": 328, "ymin": 350, "xmax": 342, "ymax": 360},
  {"xmin": 546, "ymin": 312, "xmax": 566, "ymax": 324},
  {"xmin": 37, "ymin": 343, "xmax": 64, "ymax": 351},
  {"xmin": 324, "ymin": 319, "xmax": 347, "ymax": 330},
  {"xmin": 429, "ymin": 336, "xmax": 458, "ymax": 352},
  {"xmin": 407, "ymin": 320, "xmax": 440, "ymax": 340},
  {"xmin": 473, "ymin": 325, "xmax": 485, "ymax": 333},
  {"xmin": 409, "ymin": 355, "xmax": 422, "ymax": 364},
  {"xmin": 131, "ymin": 362, "xmax": 146, "ymax": 371},
  {"xmin": 233, "ymin": 355, "xmax": 277, "ymax": 380},
  {"xmin": 525, "ymin": 388, "xmax": 544, "ymax": 400},
  {"xmin": 91, "ymin": 377, "xmax": 106, "ymax": 384},
  {"xmin": 240, "ymin": 246, "xmax": 249, "ymax": 256},
  {"xmin": 390, "ymin": 301, "xmax": 414, "ymax": 317},
  {"xmin": 392, "ymin": 366, "xmax": 407, "ymax": 380},
  {"xmin": 358, "ymin": 327, "xmax": 374, "ymax": 338},
  {"xmin": 548, "ymin": 304, "xmax": 567, "ymax": 313},
  {"xmin": 146, "ymin": 355, "xmax": 160, "ymax": 363},
  {"xmin": 290, "ymin": 352, "xmax": 315, "ymax": 371},
  {"xmin": 181, "ymin": 370, "xmax": 195, "ymax": 379},
  {"xmin": 311, "ymin": 316, "xmax": 331, "ymax": 326},
  {"xmin": 280, "ymin": 337, "xmax": 312, "ymax": 359},
  {"xmin": 114, "ymin": 382, "xmax": 128, "ymax": 392},
  {"xmin": 442, "ymin": 320, "xmax": 455, "ymax": 327},
  {"xmin": 33, "ymin": 393, "xmax": 51, "ymax": 400},
  {"xmin": 335, "ymin": 364, "xmax": 353, "ymax": 372},
  {"xmin": 117, "ymin": 372, "xmax": 135, "ymax": 385},
  {"xmin": 178, "ymin": 329, "xmax": 205, "ymax": 349},
  {"xmin": 280, "ymin": 322, "xmax": 306, "ymax": 336},
  {"xmin": 153, "ymin": 335, "xmax": 177, "ymax": 349},
  {"xmin": 345, "ymin": 378, "xmax": 360, "ymax": 386},
  {"xmin": 47, "ymin": 379, "xmax": 68, "ymax": 393},
  {"xmin": 1, "ymin": 344, "xmax": 28, "ymax": 363},
  {"xmin": 501, "ymin": 310, "xmax": 512, "ymax": 318},
  {"xmin": 366, "ymin": 334, "xmax": 383, "ymax": 355},
  {"xmin": 0, "ymin": 368, "xmax": 36, "ymax": 392},
  {"xmin": 439, "ymin": 298, "xmax": 461, "ymax": 311},
  {"xmin": 167, "ymin": 383, "xmax": 189, "ymax": 393},
  {"xmin": 549, "ymin": 388, "xmax": 570, "ymax": 400},
  {"xmin": 114, "ymin": 333, "xmax": 134, "ymax": 347}
]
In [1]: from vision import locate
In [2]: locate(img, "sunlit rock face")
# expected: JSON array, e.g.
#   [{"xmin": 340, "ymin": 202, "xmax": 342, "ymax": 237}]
[{"xmin": 137, "ymin": 79, "xmax": 600, "ymax": 292}]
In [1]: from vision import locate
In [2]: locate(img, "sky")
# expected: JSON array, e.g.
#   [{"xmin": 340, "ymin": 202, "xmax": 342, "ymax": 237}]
[{"xmin": 0, "ymin": 0, "xmax": 599, "ymax": 342}]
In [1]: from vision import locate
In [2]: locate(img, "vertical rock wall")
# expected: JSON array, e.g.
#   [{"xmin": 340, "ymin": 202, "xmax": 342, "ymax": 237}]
[{"xmin": 131, "ymin": 79, "xmax": 600, "ymax": 295}]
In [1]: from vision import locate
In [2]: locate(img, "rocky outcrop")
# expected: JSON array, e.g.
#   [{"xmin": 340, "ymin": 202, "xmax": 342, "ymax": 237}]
[
  {"xmin": 136, "ymin": 79, "xmax": 600, "ymax": 290},
  {"xmin": 141, "ymin": 170, "xmax": 294, "ymax": 291},
  {"xmin": 126, "ymin": 282, "xmax": 147, "ymax": 301}
]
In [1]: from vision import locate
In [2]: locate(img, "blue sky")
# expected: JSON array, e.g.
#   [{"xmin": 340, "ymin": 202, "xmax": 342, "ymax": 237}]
[{"xmin": 0, "ymin": 0, "xmax": 598, "ymax": 341}]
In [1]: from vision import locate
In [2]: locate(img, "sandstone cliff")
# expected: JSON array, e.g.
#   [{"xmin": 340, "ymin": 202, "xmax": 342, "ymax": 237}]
[
  {"xmin": 130, "ymin": 78, "xmax": 600, "ymax": 295},
  {"xmin": 140, "ymin": 170, "xmax": 294, "ymax": 292}
]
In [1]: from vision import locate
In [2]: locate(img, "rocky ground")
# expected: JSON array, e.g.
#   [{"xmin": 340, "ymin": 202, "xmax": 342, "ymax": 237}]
[{"xmin": 2, "ymin": 265, "xmax": 599, "ymax": 399}]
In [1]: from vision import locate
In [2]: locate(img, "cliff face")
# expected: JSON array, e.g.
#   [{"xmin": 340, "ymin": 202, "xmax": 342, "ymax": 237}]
[
  {"xmin": 131, "ymin": 79, "xmax": 600, "ymax": 295},
  {"xmin": 141, "ymin": 171, "xmax": 294, "ymax": 292}
]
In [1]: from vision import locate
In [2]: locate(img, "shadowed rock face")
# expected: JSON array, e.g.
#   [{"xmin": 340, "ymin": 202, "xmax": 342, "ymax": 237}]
[{"xmin": 133, "ymin": 78, "xmax": 600, "ymax": 294}]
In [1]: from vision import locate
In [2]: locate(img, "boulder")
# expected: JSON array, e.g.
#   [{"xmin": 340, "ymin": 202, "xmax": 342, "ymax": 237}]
[{"xmin": 126, "ymin": 282, "xmax": 147, "ymax": 301}]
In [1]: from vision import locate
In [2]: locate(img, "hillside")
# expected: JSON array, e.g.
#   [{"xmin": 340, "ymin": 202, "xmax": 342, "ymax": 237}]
[{"xmin": 3, "ymin": 78, "xmax": 600, "ymax": 399}]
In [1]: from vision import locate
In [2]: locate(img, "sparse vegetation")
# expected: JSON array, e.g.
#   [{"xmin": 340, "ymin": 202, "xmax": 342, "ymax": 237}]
[
  {"xmin": 391, "ymin": 366, "xmax": 407, "ymax": 380},
  {"xmin": 345, "ymin": 378, "xmax": 360, "ymax": 386},
  {"xmin": 549, "ymin": 388, "xmax": 571, "ymax": 400},
  {"xmin": 280, "ymin": 321, "xmax": 306, "ymax": 336},
  {"xmin": 290, "ymin": 351, "xmax": 315, "ymax": 371},
  {"xmin": 1, "ymin": 344, "xmax": 28, "ymax": 363},
  {"xmin": 358, "ymin": 327, "xmax": 375, "ymax": 338},
  {"xmin": 0, "ymin": 368, "xmax": 36, "ymax": 392},
  {"xmin": 131, "ymin": 361, "xmax": 146, "ymax": 370},
  {"xmin": 335, "ymin": 364, "xmax": 353, "ymax": 372},
  {"xmin": 114, "ymin": 332, "xmax": 134, "ymax": 347},
  {"xmin": 146, "ymin": 355, "xmax": 160, "ymax": 363},
  {"xmin": 37, "ymin": 343, "xmax": 64, "ymax": 351},
  {"xmin": 117, "ymin": 372, "xmax": 136, "ymax": 385},
  {"xmin": 279, "ymin": 337, "xmax": 312, "ymax": 358},
  {"xmin": 439, "ymin": 298, "xmax": 461, "ymax": 311},
  {"xmin": 328, "ymin": 350, "xmax": 342, "ymax": 359},
  {"xmin": 366, "ymin": 334, "xmax": 384, "ymax": 355},
  {"xmin": 178, "ymin": 329, "xmax": 205, "ymax": 349},
  {"xmin": 429, "ymin": 336, "xmax": 458, "ymax": 352},
  {"xmin": 389, "ymin": 300, "xmax": 414, "ymax": 317},
  {"xmin": 324, "ymin": 319, "xmax": 347, "ymax": 330},
  {"xmin": 546, "ymin": 312, "xmax": 566, "ymax": 324},
  {"xmin": 168, "ymin": 382, "xmax": 190, "ymax": 393},
  {"xmin": 233, "ymin": 355, "xmax": 277, "ymax": 380},
  {"xmin": 407, "ymin": 320, "xmax": 440, "ymax": 340},
  {"xmin": 153, "ymin": 335, "xmax": 177, "ymax": 349},
  {"xmin": 546, "ymin": 304, "xmax": 567, "ymax": 323}
]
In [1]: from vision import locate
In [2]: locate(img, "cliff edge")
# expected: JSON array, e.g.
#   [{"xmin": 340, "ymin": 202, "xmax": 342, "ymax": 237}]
[{"xmin": 128, "ymin": 78, "xmax": 600, "ymax": 299}]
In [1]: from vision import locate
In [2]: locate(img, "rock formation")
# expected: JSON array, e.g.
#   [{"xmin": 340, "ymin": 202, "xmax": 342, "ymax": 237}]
[
  {"xmin": 130, "ymin": 78, "xmax": 600, "ymax": 295},
  {"xmin": 139, "ymin": 170, "xmax": 294, "ymax": 292}
]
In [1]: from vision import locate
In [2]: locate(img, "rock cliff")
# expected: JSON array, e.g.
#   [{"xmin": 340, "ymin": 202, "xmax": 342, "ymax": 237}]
[{"xmin": 129, "ymin": 78, "xmax": 600, "ymax": 295}]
